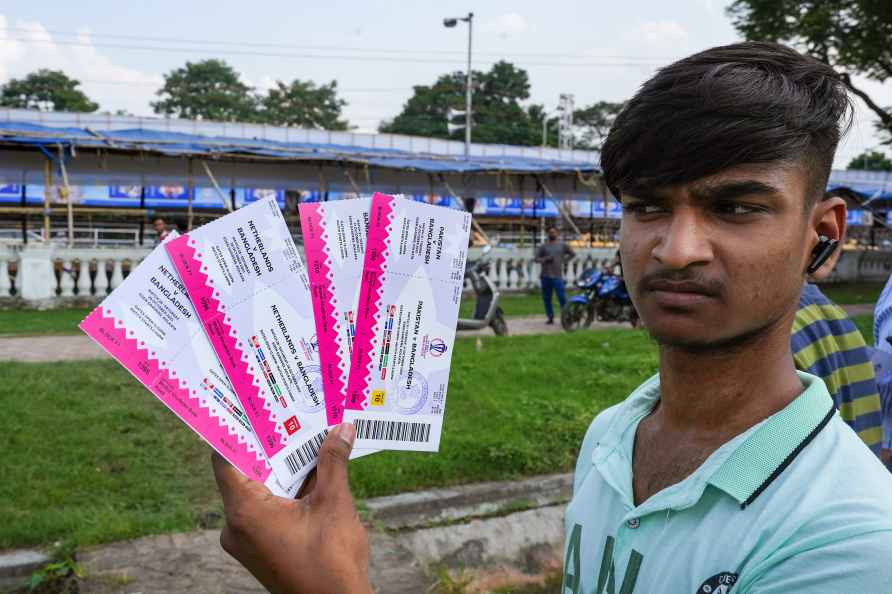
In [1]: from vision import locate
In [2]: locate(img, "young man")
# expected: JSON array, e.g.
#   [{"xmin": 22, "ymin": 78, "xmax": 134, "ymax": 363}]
[
  {"xmin": 210, "ymin": 42, "xmax": 892, "ymax": 593},
  {"xmin": 535, "ymin": 225, "xmax": 575, "ymax": 324}
]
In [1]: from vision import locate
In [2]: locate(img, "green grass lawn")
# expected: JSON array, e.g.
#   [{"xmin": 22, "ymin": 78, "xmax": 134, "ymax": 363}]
[
  {"xmin": 459, "ymin": 291, "xmax": 545, "ymax": 319},
  {"xmin": 819, "ymin": 282, "xmax": 885, "ymax": 305},
  {"xmin": 0, "ymin": 308, "xmax": 91, "ymax": 337},
  {"xmin": 851, "ymin": 314, "xmax": 874, "ymax": 345},
  {"xmin": 0, "ymin": 328, "xmax": 655, "ymax": 549}
]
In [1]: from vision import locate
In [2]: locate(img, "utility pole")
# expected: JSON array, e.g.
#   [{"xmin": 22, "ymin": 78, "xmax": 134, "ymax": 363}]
[{"xmin": 444, "ymin": 12, "xmax": 474, "ymax": 158}]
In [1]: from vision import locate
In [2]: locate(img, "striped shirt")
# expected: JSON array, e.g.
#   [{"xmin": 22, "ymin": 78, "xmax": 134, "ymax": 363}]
[{"xmin": 792, "ymin": 283, "xmax": 882, "ymax": 454}]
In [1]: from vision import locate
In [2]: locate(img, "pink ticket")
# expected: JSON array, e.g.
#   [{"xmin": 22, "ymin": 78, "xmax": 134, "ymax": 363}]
[
  {"xmin": 79, "ymin": 235, "xmax": 299, "ymax": 498},
  {"xmin": 166, "ymin": 197, "xmax": 328, "ymax": 485},
  {"xmin": 344, "ymin": 193, "xmax": 471, "ymax": 451},
  {"xmin": 299, "ymin": 198, "xmax": 371, "ymax": 426}
]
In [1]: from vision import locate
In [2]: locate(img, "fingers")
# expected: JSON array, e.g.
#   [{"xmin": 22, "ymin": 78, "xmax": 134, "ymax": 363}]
[
  {"xmin": 312, "ymin": 423, "xmax": 356, "ymax": 505},
  {"xmin": 296, "ymin": 469, "xmax": 317, "ymax": 499},
  {"xmin": 211, "ymin": 451, "xmax": 270, "ymax": 508}
]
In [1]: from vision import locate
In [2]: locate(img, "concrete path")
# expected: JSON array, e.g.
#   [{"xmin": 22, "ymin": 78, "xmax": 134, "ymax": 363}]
[
  {"xmin": 0, "ymin": 333, "xmax": 106, "ymax": 362},
  {"xmin": 0, "ymin": 318, "xmax": 626, "ymax": 363},
  {"xmin": 77, "ymin": 530, "xmax": 430, "ymax": 594},
  {"xmin": 66, "ymin": 473, "xmax": 571, "ymax": 594}
]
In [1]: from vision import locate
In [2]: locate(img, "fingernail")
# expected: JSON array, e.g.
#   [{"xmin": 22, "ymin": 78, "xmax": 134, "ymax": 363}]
[{"xmin": 335, "ymin": 423, "xmax": 355, "ymax": 447}]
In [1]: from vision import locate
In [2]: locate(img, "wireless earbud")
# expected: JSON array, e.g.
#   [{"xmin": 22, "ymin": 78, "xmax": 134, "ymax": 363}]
[{"xmin": 806, "ymin": 235, "xmax": 839, "ymax": 274}]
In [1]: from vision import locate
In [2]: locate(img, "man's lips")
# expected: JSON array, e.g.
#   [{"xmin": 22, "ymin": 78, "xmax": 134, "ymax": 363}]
[{"xmin": 643, "ymin": 279, "xmax": 719, "ymax": 307}]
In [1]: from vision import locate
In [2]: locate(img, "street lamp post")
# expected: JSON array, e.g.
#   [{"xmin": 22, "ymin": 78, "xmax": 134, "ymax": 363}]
[{"xmin": 444, "ymin": 12, "xmax": 474, "ymax": 159}]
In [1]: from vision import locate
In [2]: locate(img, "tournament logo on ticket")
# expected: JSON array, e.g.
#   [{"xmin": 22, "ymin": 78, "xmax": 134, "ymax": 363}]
[{"xmin": 344, "ymin": 193, "xmax": 471, "ymax": 451}]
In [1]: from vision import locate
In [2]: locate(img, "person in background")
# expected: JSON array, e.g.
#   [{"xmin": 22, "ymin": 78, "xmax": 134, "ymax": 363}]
[
  {"xmin": 793, "ymin": 282, "xmax": 884, "ymax": 456},
  {"xmin": 535, "ymin": 225, "xmax": 575, "ymax": 324},
  {"xmin": 153, "ymin": 218, "xmax": 171, "ymax": 245},
  {"xmin": 872, "ymin": 270, "xmax": 892, "ymax": 467}
]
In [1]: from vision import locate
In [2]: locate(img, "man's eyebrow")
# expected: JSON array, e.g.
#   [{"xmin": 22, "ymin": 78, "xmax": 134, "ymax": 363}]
[{"xmin": 689, "ymin": 180, "xmax": 782, "ymax": 202}]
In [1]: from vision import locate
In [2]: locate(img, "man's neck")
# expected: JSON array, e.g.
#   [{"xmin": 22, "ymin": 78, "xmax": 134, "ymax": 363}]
[{"xmin": 654, "ymin": 314, "xmax": 804, "ymax": 440}]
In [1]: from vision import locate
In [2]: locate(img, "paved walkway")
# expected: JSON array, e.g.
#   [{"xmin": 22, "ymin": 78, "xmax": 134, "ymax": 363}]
[
  {"xmin": 0, "ymin": 304, "xmax": 875, "ymax": 363},
  {"xmin": 0, "ymin": 333, "xmax": 107, "ymax": 362},
  {"xmin": 77, "ymin": 530, "xmax": 430, "ymax": 594},
  {"xmin": 0, "ymin": 317, "xmax": 626, "ymax": 363}
]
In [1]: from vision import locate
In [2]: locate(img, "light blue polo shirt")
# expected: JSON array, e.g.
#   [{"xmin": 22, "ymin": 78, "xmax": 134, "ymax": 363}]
[{"xmin": 563, "ymin": 371, "xmax": 892, "ymax": 594}]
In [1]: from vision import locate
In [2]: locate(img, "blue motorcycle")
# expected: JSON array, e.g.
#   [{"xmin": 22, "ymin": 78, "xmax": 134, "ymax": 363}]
[
  {"xmin": 561, "ymin": 268, "xmax": 605, "ymax": 332},
  {"xmin": 561, "ymin": 268, "xmax": 639, "ymax": 332},
  {"xmin": 595, "ymin": 274, "xmax": 639, "ymax": 327}
]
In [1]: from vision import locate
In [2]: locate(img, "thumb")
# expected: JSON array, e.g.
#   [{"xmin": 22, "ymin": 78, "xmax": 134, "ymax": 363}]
[{"xmin": 311, "ymin": 423, "xmax": 356, "ymax": 506}]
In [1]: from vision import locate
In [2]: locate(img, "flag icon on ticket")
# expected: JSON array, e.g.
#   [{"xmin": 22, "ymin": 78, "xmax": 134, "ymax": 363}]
[{"xmin": 344, "ymin": 193, "xmax": 471, "ymax": 451}]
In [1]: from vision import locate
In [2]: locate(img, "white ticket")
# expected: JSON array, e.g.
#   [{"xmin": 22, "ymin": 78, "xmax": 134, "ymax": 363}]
[
  {"xmin": 344, "ymin": 193, "xmax": 471, "ymax": 451},
  {"xmin": 80, "ymin": 234, "xmax": 300, "ymax": 498},
  {"xmin": 166, "ymin": 197, "xmax": 328, "ymax": 485},
  {"xmin": 299, "ymin": 197, "xmax": 371, "ymax": 426}
]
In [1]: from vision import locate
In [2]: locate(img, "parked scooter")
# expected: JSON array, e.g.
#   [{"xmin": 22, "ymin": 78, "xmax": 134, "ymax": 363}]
[
  {"xmin": 457, "ymin": 244, "xmax": 509, "ymax": 335},
  {"xmin": 561, "ymin": 268, "xmax": 604, "ymax": 332}
]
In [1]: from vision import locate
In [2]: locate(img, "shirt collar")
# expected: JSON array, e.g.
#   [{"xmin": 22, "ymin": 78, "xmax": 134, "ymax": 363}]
[
  {"xmin": 708, "ymin": 371, "xmax": 835, "ymax": 508},
  {"xmin": 593, "ymin": 371, "xmax": 836, "ymax": 510}
]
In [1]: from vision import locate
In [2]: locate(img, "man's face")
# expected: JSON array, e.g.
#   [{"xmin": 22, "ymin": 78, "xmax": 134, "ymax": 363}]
[
  {"xmin": 619, "ymin": 164, "xmax": 813, "ymax": 350},
  {"xmin": 547, "ymin": 228, "xmax": 559, "ymax": 240},
  {"xmin": 153, "ymin": 219, "xmax": 165, "ymax": 233}
]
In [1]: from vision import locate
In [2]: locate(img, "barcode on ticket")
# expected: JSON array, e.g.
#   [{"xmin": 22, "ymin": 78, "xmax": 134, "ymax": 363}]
[
  {"xmin": 283, "ymin": 429, "xmax": 329, "ymax": 475},
  {"xmin": 354, "ymin": 418, "xmax": 432, "ymax": 443}
]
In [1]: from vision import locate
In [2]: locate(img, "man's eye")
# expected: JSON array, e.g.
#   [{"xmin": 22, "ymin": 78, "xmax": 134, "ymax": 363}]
[
  {"xmin": 716, "ymin": 203, "xmax": 759, "ymax": 216},
  {"xmin": 625, "ymin": 203, "xmax": 665, "ymax": 215}
]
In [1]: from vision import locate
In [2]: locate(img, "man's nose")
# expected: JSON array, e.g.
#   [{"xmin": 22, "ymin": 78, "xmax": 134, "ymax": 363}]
[{"xmin": 651, "ymin": 208, "xmax": 713, "ymax": 269}]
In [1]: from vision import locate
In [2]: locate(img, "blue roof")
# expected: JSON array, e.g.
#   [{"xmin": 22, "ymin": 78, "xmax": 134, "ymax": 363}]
[
  {"xmin": 828, "ymin": 169, "xmax": 892, "ymax": 203},
  {"xmin": 0, "ymin": 120, "xmax": 599, "ymax": 175}
]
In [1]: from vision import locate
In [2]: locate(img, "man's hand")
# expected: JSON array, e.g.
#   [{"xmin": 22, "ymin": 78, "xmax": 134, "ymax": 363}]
[
  {"xmin": 881, "ymin": 447, "xmax": 891, "ymax": 466},
  {"xmin": 212, "ymin": 423, "xmax": 372, "ymax": 594}
]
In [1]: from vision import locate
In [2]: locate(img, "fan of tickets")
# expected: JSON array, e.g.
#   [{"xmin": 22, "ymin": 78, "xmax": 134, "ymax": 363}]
[{"xmin": 80, "ymin": 193, "xmax": 472, "ymax": 497}]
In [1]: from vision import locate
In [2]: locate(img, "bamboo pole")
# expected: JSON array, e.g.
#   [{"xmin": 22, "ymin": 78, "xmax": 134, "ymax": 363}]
[
  {"xmin": 58, "ymin": 145, "xmax": 74, "ymax": 247},
  {"xmin": 187, "ymin": 158, "xmax": 194, "ymax": 231},
  {"xmin": 42, "ymin": 158, "xmax": 52, "ymax": 242}
]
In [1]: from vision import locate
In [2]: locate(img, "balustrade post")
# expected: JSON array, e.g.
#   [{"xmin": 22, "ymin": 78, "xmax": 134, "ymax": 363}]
[
  {"xmin": 0, "ymin": 259, "xmax": 9, "ymax": 297},
  {"xmin": 94, "ymin": 259, "xmax": 110, "ymax": 295},
  {"xmin": 59, "ymin": 260, "xmax": 75, "ymax": 297},
  {"xmin": 110, "ymin": 259, "xmax": 125, "ymax": 290},
  {"xmin": 78, "ymin": 259, "xmax": 91, "ymax": 296}
]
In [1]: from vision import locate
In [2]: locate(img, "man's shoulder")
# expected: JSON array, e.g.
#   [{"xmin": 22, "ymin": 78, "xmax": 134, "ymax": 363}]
[{"xmin": 774, "ymin": 414, "xmax": 892, "ymax": 522}]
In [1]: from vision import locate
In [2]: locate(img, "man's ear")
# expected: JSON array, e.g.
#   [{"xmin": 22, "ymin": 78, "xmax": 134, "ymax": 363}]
[{"xmin": 807, "ymin": 196, "xmax": 846, "ymax": 281}]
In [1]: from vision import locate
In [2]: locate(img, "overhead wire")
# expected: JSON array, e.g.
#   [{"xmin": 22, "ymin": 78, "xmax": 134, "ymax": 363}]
[{"xmin": 0, "ymin": 26, "xmax": 672, "ymax": 62}]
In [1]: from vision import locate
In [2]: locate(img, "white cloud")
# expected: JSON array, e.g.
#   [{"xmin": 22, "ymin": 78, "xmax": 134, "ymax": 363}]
[
  {"xmin": 0, "ymin": 16, "xmax": 161, "ymax": 115},
  {"xmin": 628, "ymin": 20, "xmax": 690, "ymax": 48},
  {"xmin": 481, "ymin": 13, "xmax": 534, "ymax": 38}
]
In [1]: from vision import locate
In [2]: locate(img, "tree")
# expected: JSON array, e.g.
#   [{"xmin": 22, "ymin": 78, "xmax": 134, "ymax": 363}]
[
  {"xmin": 572, "ymin": 101, "xmax": 627, "ymax": 151},
  {"xmin": 152, "ymin": 59, "xmax": 257, "ymax": 122},
  {"xmin": 0, "ymin": 69, "xmax": 98, "ymax": 112},
  {"xmin": 259, "ymin": 79, "xmax": 349, "ymax": 129},
  {"xmin": 728, "ymin": 1, "xmax": 892, "ymax": 144},
  {"xmin": 380, "ymin": 61, "xmax": 545, "ymax": 146},
  {"xmin": 848, "ymin": 150, "xmax": 892, "ymax": 171}
]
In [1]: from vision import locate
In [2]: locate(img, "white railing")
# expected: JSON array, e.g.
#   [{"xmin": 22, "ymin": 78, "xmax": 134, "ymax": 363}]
[
  {"xmin": 2, "ymin": 244, "xmax": 892, "ymax": 308},
  {"xmin": 467, "ymin": 246, "xmax": 616, "ymax": 291},
  {"xmin": 0, "ymin": 244, "xmax": 152, "ymax": 307}
]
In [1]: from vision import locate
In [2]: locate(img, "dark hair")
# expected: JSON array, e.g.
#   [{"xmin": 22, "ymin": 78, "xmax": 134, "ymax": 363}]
[{"xmin": 601, "ymin": 41, "xmax": 852, "ymax": 208}]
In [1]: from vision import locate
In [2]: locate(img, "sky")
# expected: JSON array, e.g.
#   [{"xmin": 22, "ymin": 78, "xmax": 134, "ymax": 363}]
[{"xmin": 0, "ymin": 0, "xmax": 889, "ymax": 168}]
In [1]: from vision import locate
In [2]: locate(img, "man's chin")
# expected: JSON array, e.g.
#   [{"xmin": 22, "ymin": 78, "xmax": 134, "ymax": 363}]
[{"xmin": 645, "ymin": 320, "xmax": 776, "ymax": 354}]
